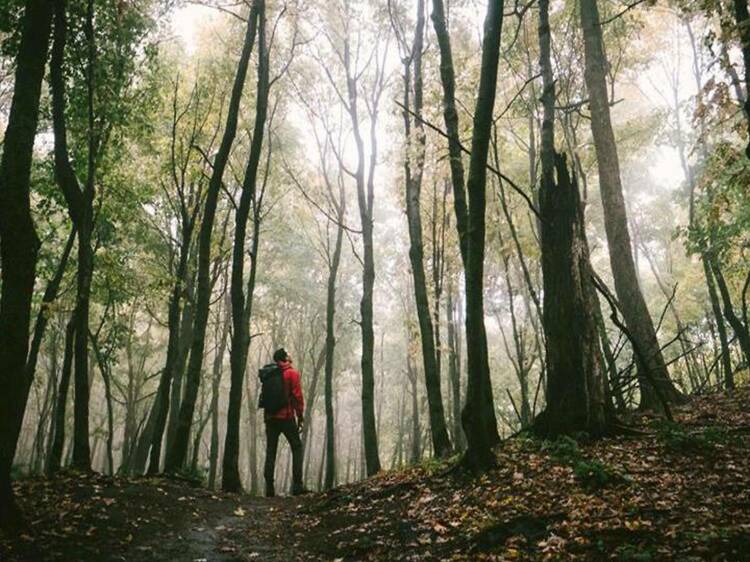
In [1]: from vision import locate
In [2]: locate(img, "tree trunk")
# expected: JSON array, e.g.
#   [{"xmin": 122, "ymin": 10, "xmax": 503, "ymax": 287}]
[
  {"xmin": 147, "ymin": 222, "xmax": 195, "ymax": 474},
  {"xmin": 0, "ymin": 0, "xmax": 52, "ymax": 528},
  {"xmin": 323, "ymin": 184, "xmax": 345, "ymax": 490},
  {"xmin": 446, "ymin": 283, "xmax": 464, "ymax": 450},
  {"xmin": 47, "ymin": 318, "xmax": 75, "ymax": 475},
  {"xmin": 223, "ymin": 0, "xmax": 268, "ymax": 493},
  {"xmin": 400, "ymin": 0, "xmax": 452, "ymax": 458},
  {"xmin": 460, "ymin": 0, "xmax": 504, "ymax": 472},
  {"xmin": 209, "ymin": 297, "xmax": 231, "ymax": 489},
  {"xmin": 579, "ymin": 0, "xmax": 683, "ymax": 409},
  {"xmin": 166, "ymin": 4, "xmax": 259, "ymax": 473}
]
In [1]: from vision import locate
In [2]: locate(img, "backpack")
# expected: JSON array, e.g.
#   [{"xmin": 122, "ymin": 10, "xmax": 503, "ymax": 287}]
[{"xmin": 258, "ymin": 363, "xmax": 288, "ymax": 414}]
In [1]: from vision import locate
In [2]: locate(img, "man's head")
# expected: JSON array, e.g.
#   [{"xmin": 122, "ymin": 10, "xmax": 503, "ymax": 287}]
[{"xmin": 273, "ymin": 347, "xmax": 290, "ymax": 363}]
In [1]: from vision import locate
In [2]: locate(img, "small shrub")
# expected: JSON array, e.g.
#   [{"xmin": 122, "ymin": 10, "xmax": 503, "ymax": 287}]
[
  {"xmin": 572, "ymin": 459, "xmax": 623, "ymax": 490},
  {"xmin": 542, "ymin": 435, "xmax": 579, "ymax": 462},
  {"xmin": 654, "ymin": 421, "xmax": 725, "ymax": 455},
  {"xmin": 543, "ymin": 436, "xmax": 626, "ymax": 490}
]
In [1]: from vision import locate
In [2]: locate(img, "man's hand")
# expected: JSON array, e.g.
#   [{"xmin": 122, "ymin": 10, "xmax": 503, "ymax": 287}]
[{"xmin": 297, "ymin": 417, "xmax": 304, "ymax": 434}]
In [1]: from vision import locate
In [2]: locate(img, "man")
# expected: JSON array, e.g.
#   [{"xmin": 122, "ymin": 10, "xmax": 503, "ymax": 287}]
[{"xmin": 264, "ymin": 347, "xmax": 307, "ymax": 496}]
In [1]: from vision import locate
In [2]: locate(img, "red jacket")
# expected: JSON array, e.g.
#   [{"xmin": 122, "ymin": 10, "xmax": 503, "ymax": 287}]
[{"xmin": 267, "ymin": 360, "xmax": 304, "ymax": 421}]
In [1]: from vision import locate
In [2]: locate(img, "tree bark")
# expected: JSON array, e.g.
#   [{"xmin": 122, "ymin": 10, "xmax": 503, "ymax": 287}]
[
  {"xmin": 0, "ymin": 0, "xmax": 53, "ymax": 529},
  {"xmin": 165, "ymin": 3, "xmax": 259, "ymax": 473},
  {"xmin": 579, "ymin": 0, "xmax": 683, "ymax": 409}
]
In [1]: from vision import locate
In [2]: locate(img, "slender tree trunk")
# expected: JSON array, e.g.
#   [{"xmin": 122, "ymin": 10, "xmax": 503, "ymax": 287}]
[
  {"xmin": 400, "ymin": 0, "xmax": 452, "ymax": 458},
  {"xmin": 710, "ymin": 258, "xmax": 750, "ymax": 364},
  {"xmin": 432, "ymin": 0, "xmax": 500, "ymax": 460},
  {"xmin": 0, "ymin": 0, "xmax": 53, "ymax": 528},
  {"xmin": 460, "ymin": 0, "xmax": 504, "ymax": 472},
  {"xmin": 446, "ymin": 283, "xmax": 464, "ymax": 450},
  {"xmin": 579, "ymin": 0, "xmax": 683, "ymax": 409},
  {"xmin": 324, "ymin": 190, "xmax": 344, "ymax": 490},
  {"xmin": 166, "ymin": 5, "xmax": 259, "ymax": 473},
  {"xmin": 48, "ymin": 318, "xmax": 75, "ymax": 475},
  {"xmin": 223, "ymin": 0, "xmax": 268, "ymax": 493},
  {"xmin": 209, "ymin": 297, "xmax": 231, "ymax": 489},
  {"xmin": 147, "ymin": 226, "xmax": 195, "ymax": 474}
]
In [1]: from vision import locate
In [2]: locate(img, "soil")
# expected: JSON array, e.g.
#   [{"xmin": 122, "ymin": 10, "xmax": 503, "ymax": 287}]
[{"xmin": 2, "ymin": 388, "xmax": 750, "ymax": 561}]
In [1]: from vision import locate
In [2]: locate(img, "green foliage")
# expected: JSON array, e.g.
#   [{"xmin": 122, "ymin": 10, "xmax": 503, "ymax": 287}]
[
  {"xmin": 543, "ymin": 436, "xmax": 626, "ymax": 490},
  {"xmin": 572, "ymin": 459, "xmax": 622, "ymax": 491},
  {"xmin": 654, "ymin": 421, "xmax": 727, "ymax": 455}
]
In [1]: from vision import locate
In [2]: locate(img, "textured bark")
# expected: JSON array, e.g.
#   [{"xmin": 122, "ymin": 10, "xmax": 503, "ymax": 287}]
[
  {"xmin": 579, "ymin": 0, "xmax": 683, "ymax": 409},
  {"xmin": 166, "ymin": 4, "xmax": 259, "ymax": 473},
  {"xmin": 0, "ymin": 0, "xmax": 52, "ymax": 529},
  {"xmin": 223, "ymin": 0, "xmax": 268, "ymax": 493},
  {"xmin": 400, "ymin": 0, "xmax": 452, "ymax": 458}
]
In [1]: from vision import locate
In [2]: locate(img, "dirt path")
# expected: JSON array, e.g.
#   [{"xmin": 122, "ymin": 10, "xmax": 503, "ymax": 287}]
[{"xmin": 0, "ymin": 475, "xmax": 319, "ymax": 562}]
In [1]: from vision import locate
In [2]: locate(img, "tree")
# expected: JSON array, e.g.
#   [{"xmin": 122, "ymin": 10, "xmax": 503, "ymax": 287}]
[
  {"xmin": 165, "ymin": 3, "xmax": 261, "ymax": 473},
  {"xmin": 0, "ymin": 0, "xmax": 53, "ymax": 530},
  {"xmin": 392, "ymin": 0, "xmax": 452, "ymax": 458},
  {"xmin": 223, "ymin": 0, "xmax": 271, "ymax": 492},
  {"xmin": 533, "ymin": 0, "xmax": 608, "ymax": 437},
  {"xmin": 430, "ymin": 0, "xmax": 502, "ymax": 472},
  {"xmin": 579, "ymin": 0, "xmax": 683, "ymax": 409}
]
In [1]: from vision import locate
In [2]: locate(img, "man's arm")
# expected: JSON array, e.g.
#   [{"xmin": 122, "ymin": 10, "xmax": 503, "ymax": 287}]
[{"xmin": 289, "ymin": 369, "xmax": 305, "ymax": 421}]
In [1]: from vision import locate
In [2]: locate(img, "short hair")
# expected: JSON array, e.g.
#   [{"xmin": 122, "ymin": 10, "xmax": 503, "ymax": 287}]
[{"xmin": 273, "ymin": 348, "xmax": 288, "ymax": 362}]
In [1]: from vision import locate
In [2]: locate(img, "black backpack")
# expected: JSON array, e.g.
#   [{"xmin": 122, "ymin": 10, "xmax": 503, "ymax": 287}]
[{"xmin": 258, "ymin": 363, "xmax": 288, "ymax": 414}]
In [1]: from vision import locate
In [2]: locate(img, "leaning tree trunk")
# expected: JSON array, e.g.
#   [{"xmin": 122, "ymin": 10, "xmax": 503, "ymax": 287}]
[
  {"xmin": 401, "ymin": 0, "xmax": 452, "ymax": 458},
  {"xmin": 579, "ymin": 0, "xmax": 683, "ymax": 409},
  {"xmin": 165, "ymin": 3, "xmax": 259, "ymax": 473},
  {"xmin": 0, "ymin": 0, "xmax": 53, "ymax": 529},
  {"xmin": 223, "ymin": 0, "xmax": 268, "ymax": 493}
]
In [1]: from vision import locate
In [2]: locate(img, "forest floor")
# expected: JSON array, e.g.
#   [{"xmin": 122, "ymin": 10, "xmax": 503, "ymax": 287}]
[{"xmin": 2, "ymin": 387, "xmax": 750, "ymax": 561}]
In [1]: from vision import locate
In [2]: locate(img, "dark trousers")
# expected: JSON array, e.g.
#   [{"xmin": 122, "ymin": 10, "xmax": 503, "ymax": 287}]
[{"xmin": 264, "ymin": 418, "xmax": 303, "ymax": 492}]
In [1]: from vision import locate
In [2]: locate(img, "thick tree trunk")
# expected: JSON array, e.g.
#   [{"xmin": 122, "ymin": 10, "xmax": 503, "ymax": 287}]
[
  {"xmin": 401, "ymin": 0, "xmax": 452, "ymax": 458},
  {"xmin": 0, "ymin": 0, "xmax": 52, "ymax": 529},
  {"xmin": 579, "ymin": 0, "xmax": 683, "ymax": 409},
  {"xmin": 165, "ymin": 4, "xmax": 259, "ymax": 473}
]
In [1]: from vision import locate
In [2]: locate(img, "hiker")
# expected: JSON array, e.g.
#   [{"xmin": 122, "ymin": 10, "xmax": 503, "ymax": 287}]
[{"xmin": 259, "ymin": 347, "xmax": 307, "ymax": 497}]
